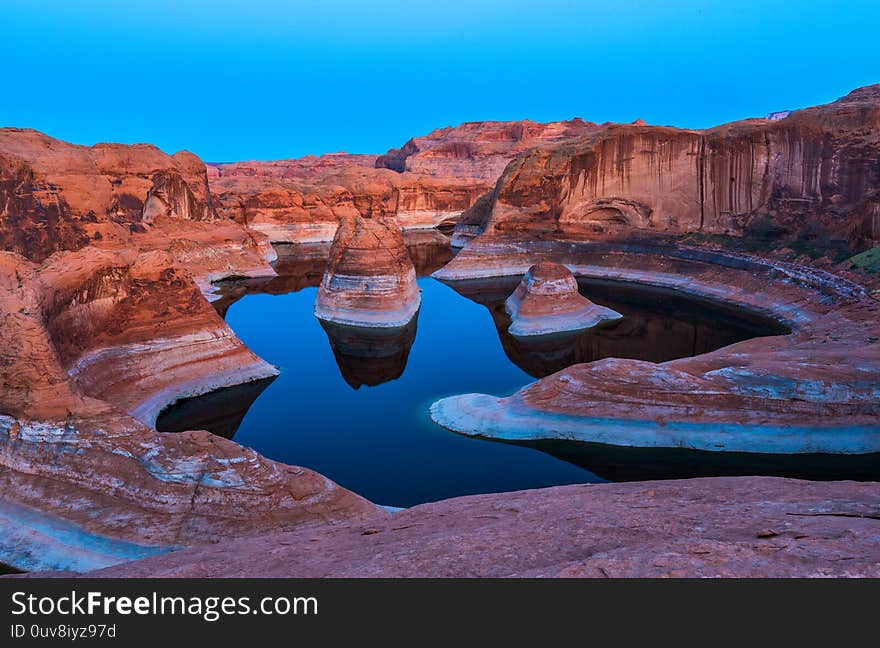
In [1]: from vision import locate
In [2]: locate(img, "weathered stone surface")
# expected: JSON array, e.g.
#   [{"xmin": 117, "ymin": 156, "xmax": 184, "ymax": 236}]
[
  {"xmin": 376, "ymin": 119, "xmax": 600, "ymax": 181},
  {"xmin": 209, "ymin": 156, "xmax": 486, "ymax": 243},
  {"xmin": 82, "ymin": 477, "xmax": 880, "ymax": 577},
  {"xmin": 469, "ymin": 86, "xmax": 880, "ymax": 252},
  {"xmin": 0, "ymin": 128, "xmax": 277, "ymax": 288},
  {"xmin": 432, "ymin": 237, "xmax": 880, "ymax": 455},
  {"xmin": 505, "ymin": 261, "xmax": 621, "ymax": 337},
  {"xmin": 0, "ymin": 248, "xmax": 380, "ymax": 572},
  {"xmin": 208, "ymin": 119, "xmax": 599, "ymax": 246},
  {"xmin": 314, "ymin": 216, "xmax": 420, "ymax": 328}
]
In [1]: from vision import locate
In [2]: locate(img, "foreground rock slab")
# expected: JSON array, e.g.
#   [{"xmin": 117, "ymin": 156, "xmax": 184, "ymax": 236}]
[
  {"xmin": 83, "ymin": 477, "xmax": 880, "ymax": 577},
  {"xmin": 314, "ymin": 216, "xmax": 420, "ymax": 327},
  {"xmin": 505, "ymin": 260, "xmax": 622, "ymax": 337}
]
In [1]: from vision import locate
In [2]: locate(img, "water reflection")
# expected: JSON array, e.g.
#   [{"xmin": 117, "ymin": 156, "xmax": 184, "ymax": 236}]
[
  {"xmin": 156, "ymin": 237, "xmax": 859, "ymax": 505},
  {"xmin": 155, "ymin": 376, "xmax": 276, "ymax": 438},
  {"xmin": 320, "ymin": 319, "xmax": 418, "ymax": 389},
  {"xmin": 506, "ymin": 438, "xmax": 880, "ymax": 482},
  {"xmin": 442, "ymin": 276, "xmax": 788, "ymax": 378},
  {"xmin": 213, "ymin": 231, "xmax": 454, "ymax": 318}
]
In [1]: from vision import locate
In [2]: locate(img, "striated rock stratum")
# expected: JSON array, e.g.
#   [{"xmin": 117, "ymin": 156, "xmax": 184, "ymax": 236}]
[
  {"xmin": 505, "ymin": 260, "xmax": 622, "ymax": 336},
  {"xmin": 2, "ymin": 85, "xmax": 880, "ymax": 577},
  {"xmin": 314, "ymin": 216, "xmax": 420, "ymax": 328},
  {"xmin": 464, "ymin": 86, "xmax": 880, "ymax": 251}
]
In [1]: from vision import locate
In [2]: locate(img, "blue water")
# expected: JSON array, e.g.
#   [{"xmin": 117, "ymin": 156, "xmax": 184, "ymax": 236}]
[
  {"xmin": 219, "ymin": 278, "xmax": 596, "ymax": 507},
  {"xmin": 158, "ymin": 241, "xmax": 791, "ymax": 506}
]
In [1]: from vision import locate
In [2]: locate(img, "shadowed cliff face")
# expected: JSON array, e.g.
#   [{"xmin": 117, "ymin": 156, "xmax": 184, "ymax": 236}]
[
  {"xmin": 0, "ymin": 129, "xmax": 222, "ymax": 263},
  {"xmin": 479, "ymin": 86, "xmax": 880, "ymax": 250}
]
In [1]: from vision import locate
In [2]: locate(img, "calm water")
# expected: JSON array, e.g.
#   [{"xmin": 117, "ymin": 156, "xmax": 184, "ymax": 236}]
[{"xmin": 158, "ymin": 237, "xmax": 799, "ymax": 507}]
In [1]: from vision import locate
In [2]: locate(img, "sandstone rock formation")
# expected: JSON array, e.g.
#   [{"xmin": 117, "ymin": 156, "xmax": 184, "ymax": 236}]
[
  {"xmin": 432, "ymin": 237, "xmax": 880, "ymax": 456},
  {"xmin": 0, "ymin": 128, "xmax": 277, "ymax": 288},
  {"xmin": 467, "ymin": 86, "xmax": 880, "ymax": 253},
  {"xmin": 85, "ymin": 477, "xmax": 880, "ymax": 577},
  {"xmin": 314, "ymin": 216, "xmax": 420, "ymax": 328},
  {"xmin": 443, "ymin": 274, "xmax": 783, "ymax": 378},
  {"xmin": 209, "ymin": 155, "xmax": 486, "ymax": 243},
  {"xmin": 0, "ymin": 247, "xmax": 379, "ymax": 571},
  {"xmin": 504, "ymin": 261, "xmax": 622, "ymax": 336},
  {"xmin": 208, "ymin": 119, "xmax": 600, "ymax": 247},
  {"xmin": 376, "ymin": 119, "xmax": 600, "ymax": 180}
]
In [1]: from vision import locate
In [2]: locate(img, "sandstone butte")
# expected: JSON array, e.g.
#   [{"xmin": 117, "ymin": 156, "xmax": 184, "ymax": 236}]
[
  {"xmin": 2, "ymin": 86, "xmax": 880, "ymax": 577},
  {"xmin": 505, "ymin": 260, "xmax": 622, "ymax": 337},
  {"xmin": 314, "ymin": 215, "xmax": 420, "ymax": 328}
]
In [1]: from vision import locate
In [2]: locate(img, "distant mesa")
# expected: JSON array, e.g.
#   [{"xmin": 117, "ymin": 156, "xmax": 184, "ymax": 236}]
[
  {"xmin": 314, "ymin": 216, "xmax": 420, "ymax": 328},
  {"xmin": 505, "ymin": 261, "xmax": 622, "ymax": 337}
]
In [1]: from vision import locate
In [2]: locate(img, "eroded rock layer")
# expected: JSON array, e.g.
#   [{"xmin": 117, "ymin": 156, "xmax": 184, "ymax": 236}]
[
  {"xmin": 0, "ymin": 128, "xmax": 277, "ymax": 288},
  {"xmin": 471, "ymin": 86, "xmax": 880, "ymax": 252},
  {"xmin": 87, "ymin": 477, "xmax": 880, "ymax": 577},
  {"xmin": 0, "ymin": 247, "xmax": 379, "ymax": 571},
  {"xmin": 208, "ymin": 119, "xmax": 600, "ymax": 245},
  {"xmin": 376, "ymin": 118, "xmax": 601, "ymax": 180},
  {"xmin": 432, "ymin": 236, "xmax": 880, "ymax": 455},
  {"xmin": 314, "ymin": 216, "xmax": 420, "ymax": 327},
  {"xmin": 505, "ymin": 261, "xmax": 622, "ymax": 336},
  {"xmin": 209, "ymin": 155, "xmax": 486, "ymax": 243}
]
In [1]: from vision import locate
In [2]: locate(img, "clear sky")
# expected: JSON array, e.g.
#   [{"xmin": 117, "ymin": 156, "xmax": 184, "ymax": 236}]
[{"xmin": 2, "ymin": 1, "xmax": 877, "ymax": 161}]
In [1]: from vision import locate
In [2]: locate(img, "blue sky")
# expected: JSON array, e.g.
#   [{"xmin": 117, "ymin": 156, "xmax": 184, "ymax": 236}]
[{"xmin": 2, "ymin": 1, "xmax": 877, "ymax": 161}]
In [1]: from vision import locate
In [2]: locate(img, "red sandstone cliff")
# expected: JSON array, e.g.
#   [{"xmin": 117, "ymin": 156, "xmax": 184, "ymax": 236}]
[
  {"xmin": 471, "ymin": 86, "xmax": 880, "ymax": 252},
  {"xmin": 210, "ymin": 157, "xmax": 486, "ymax": 242},
  {"xmin": 375, "ymin": 118, "xmax": 601, "ymax": 180},
  {"xmin": 207, "ymin": 119, "xmax": 600, "ymax": 244},
  {"xmin": 0, "ymin": 128, "xmax": 274, "ymax": 284}
]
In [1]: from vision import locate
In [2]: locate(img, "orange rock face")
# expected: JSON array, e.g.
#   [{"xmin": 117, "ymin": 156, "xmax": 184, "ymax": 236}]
[
  {"xmin": 376, "ymin": 118, "xmax": 601, "ymax": 180},
  {"xmin": 0, "ymin": 247, "xmax": 378, "ymax": 571},
  {"xmin": 314, "ymin": 216, "xmax": 420, "ymax": 327},
  {"xmin": 209, "ymin": 155, "xmax": 486, "ymax": 243},
  {"xmin": 473, "ymin": 86, "xmax": 880, "ymax": 250},
  {"xmin": 207, "ymin": 119, "xmax": 600, "ymax": 245},
  {"xmin": 0, "ymin": 128, "xmax": 275, "ymax": 287}
]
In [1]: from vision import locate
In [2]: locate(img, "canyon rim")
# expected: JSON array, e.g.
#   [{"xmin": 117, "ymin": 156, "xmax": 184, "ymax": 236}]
[{"xmin": 1, "ymin": 82, "xmax": 879, "ymax": 578}]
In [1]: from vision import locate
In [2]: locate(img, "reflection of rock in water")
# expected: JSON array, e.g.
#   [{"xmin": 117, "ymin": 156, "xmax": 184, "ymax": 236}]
[
  {"xmin": 320, "ymin": 318, "xmax": 418, "ymax": 389},
  {"xmin": 403, "ymin": 229, "xmax": 455, "ymax": 276},
  {"xmin": 155, "ymin": 377, "xmax": 276, "ymax": 439},
  {"xmin": 507, "ymin": 438, "xmax": 880, "ymax": 483},
  {"xmin": 211, "ymin": 242, "xmax": 330, "ymax": 318},
  {"xmin": 441, "ymin": 276, "xmax": 787, "ymax": 378},
  {"xmin": 211, "ymin": 235, "xmax": 453, "ymax": 319}
]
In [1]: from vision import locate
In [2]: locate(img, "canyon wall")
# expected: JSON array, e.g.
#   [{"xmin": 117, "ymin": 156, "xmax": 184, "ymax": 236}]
[
  {"xmin": 210, "ymin": 160, "xmax": 486, "ymax": 243},
  {"xmin": 475, "ymin": 86, "xmax": 880, "ymax": 251},
  {"xmin": 375, "ymin": 118, "xmax": 601, "ymax": 180},
  {"xmin": 208, "ymin": 119, "xmax": 600, "ymax": 244},
  {"xmin": 0, "ymin": 128, "xmax": 275, "ymax": 285},
  {"xmin": 0, "ymin": 247, "xmax": 378, "ymax": 570}
]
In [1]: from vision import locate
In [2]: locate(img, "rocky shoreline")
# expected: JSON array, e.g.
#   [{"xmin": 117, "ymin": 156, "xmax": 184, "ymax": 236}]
[{"xmin": 1, "ymin": 86, "xmax": 879, "ymax": 576}]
